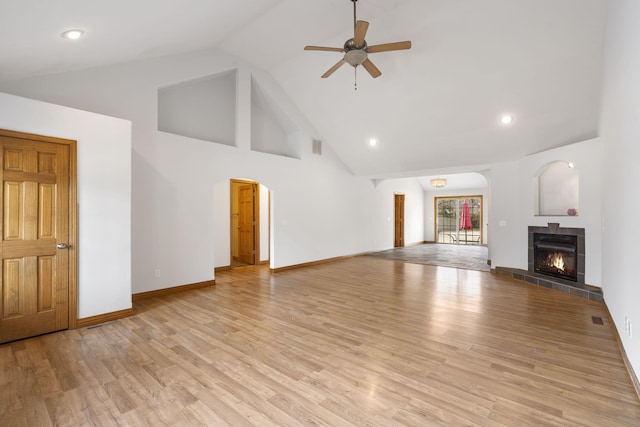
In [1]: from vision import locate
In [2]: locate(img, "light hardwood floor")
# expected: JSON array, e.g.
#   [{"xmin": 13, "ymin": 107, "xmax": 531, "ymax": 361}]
[{"xmin": 1, "ymin": 257, "xmax": 639, "ymax": 426}]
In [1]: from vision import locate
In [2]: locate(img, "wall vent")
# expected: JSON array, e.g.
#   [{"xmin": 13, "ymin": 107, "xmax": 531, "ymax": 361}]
[{"xmin": 312, "ymin": 139, "xmax": 322, "ymax": 155}]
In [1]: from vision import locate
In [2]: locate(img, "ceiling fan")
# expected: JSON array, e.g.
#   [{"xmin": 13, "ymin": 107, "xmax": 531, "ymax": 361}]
[{"xmin": 304, "ymin": 0, "xmax": 412, "ymax": 79}]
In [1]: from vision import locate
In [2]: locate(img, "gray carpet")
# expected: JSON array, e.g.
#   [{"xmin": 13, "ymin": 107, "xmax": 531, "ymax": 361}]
[{"xmin": 366, "ymin": 243, "xmax": 490, "ymax": 272}]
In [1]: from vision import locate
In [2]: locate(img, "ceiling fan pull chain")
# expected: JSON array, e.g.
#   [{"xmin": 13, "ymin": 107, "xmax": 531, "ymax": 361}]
[{"xmin": 354, "ymin": 66, "xmax": 358, "ymax": 91}]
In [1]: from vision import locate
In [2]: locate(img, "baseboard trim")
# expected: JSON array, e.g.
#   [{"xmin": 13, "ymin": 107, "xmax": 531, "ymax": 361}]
[
  {"xmin": 215, "ymin": 262, "xmax": 269, "ymax": 272},
  {"xmin": 132, "ymin": 280, "xmax": 215, "ymax": 302},
  {"xmin": 76, "ymin": 308, "xmax": 134, "ymax": 329},
  {"xmin": 271, "ymin": 254, "xmax": 362, "ymax": 273},
  {"xmin": 603, "ymin": 299, "xmax": 640, "ymax": 401}
]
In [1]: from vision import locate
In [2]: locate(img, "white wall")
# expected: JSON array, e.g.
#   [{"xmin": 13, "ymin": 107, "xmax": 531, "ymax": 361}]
[
  {"xmin": 0, "ymin": 48, "xmax": 379, "ymax": 293},
  {"xmin": 520, "ymin": 138, "xmax": 603, "ymax": 285},
  {"xmin": 0, "ymin": 92, "xmax": 132, "ymax": 319},
  {"xmin": 599, "ymin": 0, "xmax": 640, "ymax": 378},
  {"xmin": 487, "ymin": 162, "xmax": 523, "ymax": 269},
  {"xmin": 537, "ymin": 161, "xmax": 580, "ymax": 216},
  {"xmin": 487, "ymin": 138, "xmax": 603, "ymax": 286},
  {"xmin": 250, "ymin": 78, "xmax": 300, "ymax": 159},
  {"xmin": 371, "ymin": 178, "xmax": 425, "ymax": 249},
  {"xmin": 158, "ymin": 70, "xmax": 236, "ymax": 146}
]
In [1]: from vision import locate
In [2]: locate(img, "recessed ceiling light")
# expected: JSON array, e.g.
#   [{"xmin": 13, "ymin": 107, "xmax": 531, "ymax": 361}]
[
  {"xmin": 61, "ymin": 29, "xmax": 85, "ymax": 40},
  {"xmin": 500, "ymin": 115, "xmax": 513, "ymax": 125},
  {"xmin": 567, "ymin": 162, "xmax": 575, "ymax": 168},
  {"xmin": 369, "ymin": 138, "xmax": 378, "ymax": 147}
]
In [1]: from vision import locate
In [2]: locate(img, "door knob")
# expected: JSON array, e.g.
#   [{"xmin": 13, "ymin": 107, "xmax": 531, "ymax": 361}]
[{"xmin": 57, "ymin": 243, "xmax": 69, "ymax": 249}]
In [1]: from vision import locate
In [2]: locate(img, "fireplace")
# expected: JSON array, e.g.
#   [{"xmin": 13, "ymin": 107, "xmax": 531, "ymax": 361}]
[
  {"xmin": 528, "ymin": 224, "xmax": 585, "ymax": 285},
  {"xmin": 533, "ymin": 233, "xmax": 578, "ymax": 282}
]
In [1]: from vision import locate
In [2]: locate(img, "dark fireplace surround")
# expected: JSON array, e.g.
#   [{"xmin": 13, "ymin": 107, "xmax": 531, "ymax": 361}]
[
  {"xmin": 496, "ymin": 224, "xmax": 599, "ymax": 302},
  {"xmin": 528, "ymin": 224, "xmax": 585, "ymax": 285}
]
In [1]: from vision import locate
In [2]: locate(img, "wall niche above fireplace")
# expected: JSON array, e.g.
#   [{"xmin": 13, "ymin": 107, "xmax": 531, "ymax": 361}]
[
  {"xmin": 534, "ymin": 160, "xmax": 579, "ymax": 216},
  {"xmin": 528, "ymin": 224, "xmax": 585, "ymax": 284}
]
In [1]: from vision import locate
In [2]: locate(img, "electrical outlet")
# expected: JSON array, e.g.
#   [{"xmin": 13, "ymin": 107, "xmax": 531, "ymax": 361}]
[{"xmin": 154, "ymin": 269, "xmax": 160, "ymax": 278}]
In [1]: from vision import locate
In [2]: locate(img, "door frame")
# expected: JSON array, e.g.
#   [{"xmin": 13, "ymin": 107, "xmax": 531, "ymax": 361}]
[
  {"xmin": 230, "ymin": 179, "xmax": 260, "ymax": 265},
  {"xmin": 433, "ymin": 195, "xmax": 484, "ymax": 245},
  {"xmin": 0, "ymin": 129, "xmax": 78, "ymax": 329}
]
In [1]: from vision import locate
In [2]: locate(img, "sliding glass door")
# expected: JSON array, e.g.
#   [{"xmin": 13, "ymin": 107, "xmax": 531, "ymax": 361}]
[{"xmin": 435, "ymin": 196, "xmax": 482, "ymax": 245}]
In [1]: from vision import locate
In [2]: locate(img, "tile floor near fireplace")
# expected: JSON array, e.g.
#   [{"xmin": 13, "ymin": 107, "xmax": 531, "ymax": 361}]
[
  {"xmin": 495, "ymin": 224, "xmax": 602, "ymax": 303},
  {"xmin": 494, "ymin": 266, "xmax": 603, "ymax": 303}
]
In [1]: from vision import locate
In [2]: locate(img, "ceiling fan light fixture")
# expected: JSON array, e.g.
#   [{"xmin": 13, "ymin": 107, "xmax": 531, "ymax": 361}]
[
  {"xmin": 430, "ymin": 178, "xmax": 447, "ymax": 188},
  {"xmin": 345, "ymin": 49, "xmax": 367, "ymax": 66}
]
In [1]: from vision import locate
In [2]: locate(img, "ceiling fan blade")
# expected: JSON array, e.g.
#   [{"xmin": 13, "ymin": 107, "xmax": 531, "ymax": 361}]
[
  {"xmin": 361, "ymin": 58, "xmax": 382, "ymax": 78},
  {"xmin": 353, "ymin": 20, "xmax": 369, "ymax": 47},
  {"xmin": 304, "ymin": 46, "xmax": 345, "ymax": 52},
  {"xmin": 367, "ymin": 41, "xmax": 412, "ymax": 53},
  {"xmin": 321, "ymin": 59, "xmax": 346, "ymax": 78}
]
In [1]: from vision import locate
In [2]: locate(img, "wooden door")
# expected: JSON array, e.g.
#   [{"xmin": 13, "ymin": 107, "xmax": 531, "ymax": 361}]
[
  {"xmin": 238, "ymin": 184, "xmax": 255, "ymax": 264},
  {"xmin": 394, "ymin": 194, "xmax": 405, "ymax": 247},
  {"xmin": 0, "ymin": 136, "xmax": 71, "ymax": 343}
]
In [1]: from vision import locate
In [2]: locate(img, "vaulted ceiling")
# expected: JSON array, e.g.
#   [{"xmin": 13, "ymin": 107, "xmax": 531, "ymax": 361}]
[{"xmin": 0, "ymin": 0, "xmax": 608, "ymax": 178}]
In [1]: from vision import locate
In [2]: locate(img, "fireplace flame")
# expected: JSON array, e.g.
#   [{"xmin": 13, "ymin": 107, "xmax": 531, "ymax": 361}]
[{"xmin": 550, "ymin": 253, "xmax": 565, "ymax": 271}]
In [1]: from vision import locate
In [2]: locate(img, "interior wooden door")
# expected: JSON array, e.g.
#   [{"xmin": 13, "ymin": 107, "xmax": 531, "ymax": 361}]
[
  {"xmin": 394, "ymin": 194, "xmax": 405, "ymax": 247},
  {"xmin": 0, "ymin": 136, "xmax": 70, "ymax": 343},
  {"xmin": 237, "ymin": 184, "xmax": 255, "ymax": 264}
]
